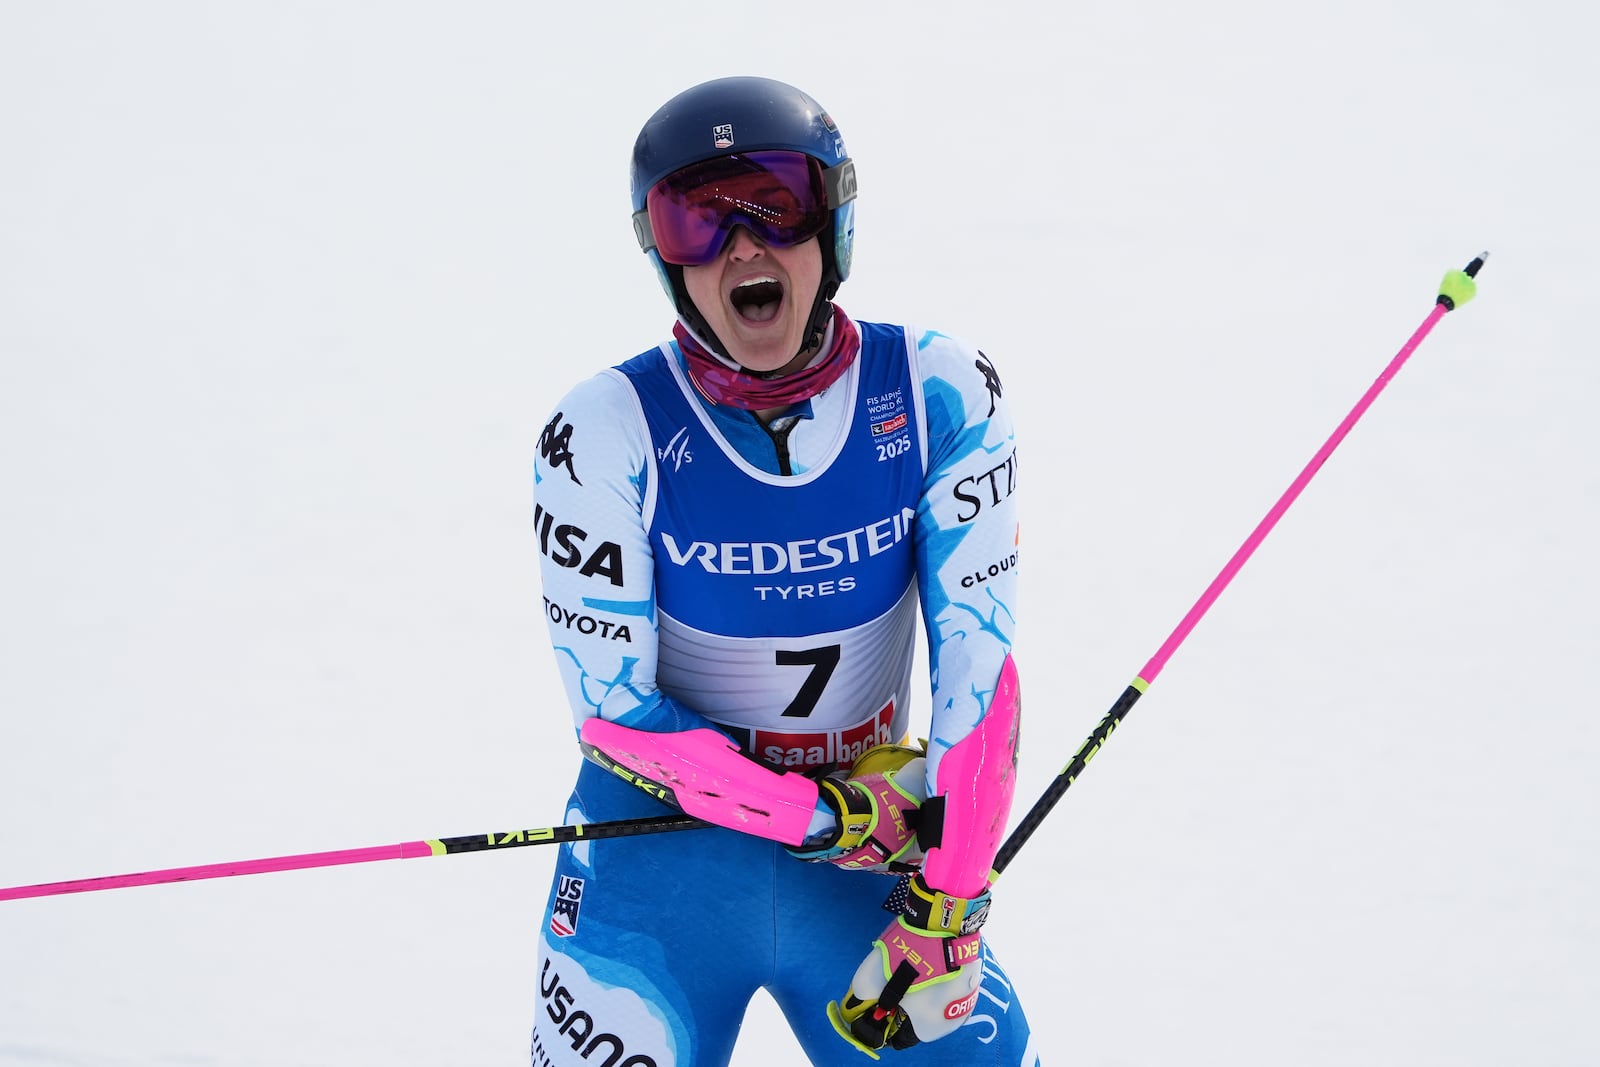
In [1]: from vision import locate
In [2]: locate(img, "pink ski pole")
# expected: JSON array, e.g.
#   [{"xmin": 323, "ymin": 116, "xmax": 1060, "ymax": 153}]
[
  {"xmin": 0, "ymin": 813, "xmax": 702, "ymax": 902},
  {"xmin": 1, "ymin": 256, "xmax": 1486, "ymax": 903},
  {"xmin": 992, "ymin": 253, "xmax": 1488, "ymax": 876}
]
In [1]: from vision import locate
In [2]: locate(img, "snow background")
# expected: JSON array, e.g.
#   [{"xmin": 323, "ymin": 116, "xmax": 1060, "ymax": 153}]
[{"xmin": 2, "ymin": 2, "xmax": 1596, "ymax": 1064}]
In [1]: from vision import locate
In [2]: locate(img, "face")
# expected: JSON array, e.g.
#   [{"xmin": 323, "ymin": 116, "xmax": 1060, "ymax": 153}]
[{"xmin": 682, "ymin": 228, "xmax": 824, "ymax": 375}]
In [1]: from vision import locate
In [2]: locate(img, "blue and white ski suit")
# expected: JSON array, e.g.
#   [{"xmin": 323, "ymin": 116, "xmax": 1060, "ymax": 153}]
[{"xmin": 531, "ymin": 316, "xmax": 1036, "ymax": 1066}]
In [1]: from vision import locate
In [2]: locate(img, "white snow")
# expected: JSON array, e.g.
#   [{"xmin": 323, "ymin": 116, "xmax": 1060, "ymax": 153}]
[{"xmin": 2, "ymin": 3, "xmax": 1595, "ymax": 1065}]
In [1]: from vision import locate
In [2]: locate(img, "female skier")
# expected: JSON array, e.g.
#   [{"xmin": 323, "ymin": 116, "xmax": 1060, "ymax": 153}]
[{"xmin": 531, "ymin": 75, "xmax": 1035, "ymax": 1066}]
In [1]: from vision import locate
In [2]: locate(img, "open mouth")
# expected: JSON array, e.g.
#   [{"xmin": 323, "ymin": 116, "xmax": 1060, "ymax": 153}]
[{"xmin": 730, "ymin": 276, "xmax": 784, "ymax": 324}]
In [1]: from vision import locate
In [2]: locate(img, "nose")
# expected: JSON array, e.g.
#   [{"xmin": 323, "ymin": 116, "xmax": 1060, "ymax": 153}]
[{"xmin": 723, "ymin": 225, "xmax": 767, "ymax": 260}]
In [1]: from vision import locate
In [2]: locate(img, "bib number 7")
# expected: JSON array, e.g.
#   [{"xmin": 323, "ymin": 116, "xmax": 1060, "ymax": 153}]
[{"xmin": 776, "ymin": 644, "xmax": 841, "ymax": 718}]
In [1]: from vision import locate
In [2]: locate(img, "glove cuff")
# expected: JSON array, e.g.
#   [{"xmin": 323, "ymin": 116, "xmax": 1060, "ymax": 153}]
[
  {"xmin": 901, "ymin": 872, "xmax": 991, "ymax": 936},
  {"xmin": 787, "ymin": 773, "xmax": 878, "ymax": 861}
]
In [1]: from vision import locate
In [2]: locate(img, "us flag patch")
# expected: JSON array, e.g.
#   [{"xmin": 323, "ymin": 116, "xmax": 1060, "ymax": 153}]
[{"xmin": 550, "ymin": 875, "xmax": 584, "ymax": 937}]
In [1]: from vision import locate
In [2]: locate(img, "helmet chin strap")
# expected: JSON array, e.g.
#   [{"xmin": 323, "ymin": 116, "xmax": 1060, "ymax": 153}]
[{"xmin": 792, "ymin": 279, "xmax": 839, "ymax": 368}]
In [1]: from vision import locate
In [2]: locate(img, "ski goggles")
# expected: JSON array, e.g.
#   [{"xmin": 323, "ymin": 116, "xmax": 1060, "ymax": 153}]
[{"xmin": 633, "ymin": 150, "xmax": 856, "ymax": 266}]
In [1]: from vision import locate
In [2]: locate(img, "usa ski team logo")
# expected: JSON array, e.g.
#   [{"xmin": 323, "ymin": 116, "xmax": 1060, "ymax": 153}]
[
  {"xmin": 550, "ymin": 875, "xmax": 584, "ymax": 937},
  {"xmin": 712, "ymin": 123, "xmax": 734, "ymax": 149}
]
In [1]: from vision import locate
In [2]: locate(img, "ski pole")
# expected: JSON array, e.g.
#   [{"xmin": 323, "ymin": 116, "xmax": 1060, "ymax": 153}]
[
  {"xmin": 0, "ymin": 812, "xmax": 704, "ymax": 902},
  {"xmin": 991, "ymin": 253, "xmax": 1488, "ymax": 877},
  {"xmin": 3, "ymin": 256, "xmax": 1486, "ymax": 904}
]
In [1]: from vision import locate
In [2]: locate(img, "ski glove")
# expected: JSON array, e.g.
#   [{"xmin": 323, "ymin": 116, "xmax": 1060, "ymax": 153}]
[
  {"xmin": 786, "ymin": 743, "xmax": 926, "ymax": 875},
  {"xmin": 827, "ymin": 872, "xmax": 991, "ymax": 1055}
]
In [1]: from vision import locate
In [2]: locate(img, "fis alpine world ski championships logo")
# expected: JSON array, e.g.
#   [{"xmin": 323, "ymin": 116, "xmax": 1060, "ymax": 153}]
[
  {"xmin": 712, "ymin": 123, "xmax": 734, "ymax": 149},
  {"xmin": 865, "ymin": 389, "xmax": 912, "ymax": 463},
  {"xmin": 549, "ymin": 875, "xmax": 584, "ymax": 937}
]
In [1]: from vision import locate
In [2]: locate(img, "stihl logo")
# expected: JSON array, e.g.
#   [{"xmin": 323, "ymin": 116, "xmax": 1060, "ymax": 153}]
[
  {"xmin": 944, "ymin": 989, "xmax": 980, "ymax": 1020},
  {"xmin": 952, "ymin": 447, "xmax": 1017, "ymax": 523}
]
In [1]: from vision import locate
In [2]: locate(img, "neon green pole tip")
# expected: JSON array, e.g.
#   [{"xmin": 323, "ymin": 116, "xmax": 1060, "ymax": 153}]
[
  {"xmin": 1438, "ymin": 269, "xmax": 1477, "ymax": 308},
  {"xmin": 1438, "ymin": 252, "xmax": 1488, "ymax": 310}
]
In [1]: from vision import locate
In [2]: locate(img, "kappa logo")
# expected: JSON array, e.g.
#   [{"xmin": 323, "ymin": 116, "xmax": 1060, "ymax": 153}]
[
  {"xmin": 658, "ymin": 427, "xmax": 692, "ymax": 472},
  {"xmin": 540, "ymin": 413, "xmax": 582, "ymax": 485},
  {"xmin": 975, "ymin": 350, "xmax": 1003, "ymax": 417},
  {"xmin": 549, "ymin": 875, "xmax": 584, "ymax": 937}
]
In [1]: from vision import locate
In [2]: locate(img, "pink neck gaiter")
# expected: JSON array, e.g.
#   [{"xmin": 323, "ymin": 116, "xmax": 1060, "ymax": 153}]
[{"xmin": 673, "ymin": 306, "xmax": 861, "ymax": 411}]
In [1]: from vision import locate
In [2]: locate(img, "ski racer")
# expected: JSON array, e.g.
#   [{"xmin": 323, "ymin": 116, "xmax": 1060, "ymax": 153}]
[{"xmin": 531, "ymin": 75, "xmax": 1036, "ymax": 1065}]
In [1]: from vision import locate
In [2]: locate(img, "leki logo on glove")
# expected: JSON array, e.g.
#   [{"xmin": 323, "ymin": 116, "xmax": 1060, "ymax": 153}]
[
  {"xmin": 888, "ymin": 932, "xmax": 937, "ymax": 980},
  {"xmin": 944, "ymin": 989, "xmax": 980, "ymax": 1021}
]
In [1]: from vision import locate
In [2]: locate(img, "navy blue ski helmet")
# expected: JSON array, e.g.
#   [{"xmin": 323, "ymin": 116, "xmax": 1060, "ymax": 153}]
[{"xmin": 630, "ymin": 76, "xmax": 857, "ymax": 359}]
